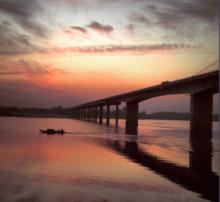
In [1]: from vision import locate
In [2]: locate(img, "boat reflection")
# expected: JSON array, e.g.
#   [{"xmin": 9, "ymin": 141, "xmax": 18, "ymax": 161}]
[{"xmin": 97, "ymin": 130, "xmax": 219, "ymax": 202}]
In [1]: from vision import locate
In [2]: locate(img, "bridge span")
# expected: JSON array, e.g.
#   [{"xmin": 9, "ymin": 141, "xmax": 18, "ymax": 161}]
[{"xmin": 72, "ymin": 70, "xmax": 219, "ymax": 135}]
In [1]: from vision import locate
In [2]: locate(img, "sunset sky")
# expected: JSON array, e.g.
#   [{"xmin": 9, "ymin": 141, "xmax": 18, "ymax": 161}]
[{"xmin": 0, "ymin": 0, "xmax": 218, "ymax": 112}]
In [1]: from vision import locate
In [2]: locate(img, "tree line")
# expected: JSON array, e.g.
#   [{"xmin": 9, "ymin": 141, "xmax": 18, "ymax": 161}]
[{"xmin": 0, "ymin": 106, "xmax": 218, "ymax": 121}]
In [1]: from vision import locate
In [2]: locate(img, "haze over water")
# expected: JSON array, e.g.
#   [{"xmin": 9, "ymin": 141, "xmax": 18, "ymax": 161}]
[{"xmin": 0, "ymin": 117, "xmax": 218, "ymax": 202}]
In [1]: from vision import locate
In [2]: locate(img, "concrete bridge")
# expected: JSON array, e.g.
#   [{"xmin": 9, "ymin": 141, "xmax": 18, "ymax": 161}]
[{"xmin": 72, "ymin": 70, "xmax": 219, "ymax": 135}]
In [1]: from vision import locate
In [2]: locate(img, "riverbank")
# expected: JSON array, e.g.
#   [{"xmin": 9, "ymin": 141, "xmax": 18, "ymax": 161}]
[{"xmin": 0, "ymin": 106, "xmax": 218, "ymax": 121}]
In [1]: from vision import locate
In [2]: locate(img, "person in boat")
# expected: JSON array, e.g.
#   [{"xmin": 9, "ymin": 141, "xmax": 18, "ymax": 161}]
[
  {"xmin": 40, "ymin": 129, "xmax": 56, "ymax": 134},
  {"xmin": 57, "ymin": 129, "xmax": 65, "ymax": 135},
  {"xmin": 40, "ymin": 129, "xmax": 65, "ymax": 134},
  {"xmin": 60, "ymin": 129, "xmax": 65, "ymax": 134}
]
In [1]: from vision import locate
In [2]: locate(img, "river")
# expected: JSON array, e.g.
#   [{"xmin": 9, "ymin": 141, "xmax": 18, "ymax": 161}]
[{"xmin": 0, "ymin": 117, "xmax": 218, "ymax": 202}]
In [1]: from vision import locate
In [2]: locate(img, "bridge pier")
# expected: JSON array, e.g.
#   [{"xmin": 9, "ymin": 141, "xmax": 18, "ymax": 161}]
[
  {"xmin": 126, "ymin": 101, "xmax": 139, "ymax": 135},
  {"xmin": 81, "ymin": 109, "xmax": 84, "ymax": 120},
  {"xmin": 94, "ymin": 108, "xmax": 97, "ymax": 122},
  {"xmin": 91, "ymin": 108, "xmax": 94, "ymax": 122},
  {"xmin": 99, "ymin": 105, "xmax": 103, "ymax": 124},
  {"xmin": 115, "ymin": 104, "xmax": 119, "ymax": 127},
  {"xmin": 80, "ymin": 110, "xmax": 82, "ymax": 120},
  {"xmin": 91, "ymin": 108, "xmax": 93, "ymax": 121},
  {"xmin": 190, "ymin": 91, "xmax": 213, "ymax": 175},
  {"xmin": 76, "ymin": 110, "xmax": 79, "ymax": 119},
  {"xmin": 88, "ymin": 108, "xmax": 91, "ymax": 121},
  {"xmin": 86, "ymin": 109, "xmax": 88, "ymax": 121},
  {"xmin": 79, "ymin": 109, "xmax": 81, "ymax": 120},
  {"xmin": 190, "ymin": 90, "xmax": 213, "ymax": 135},
  {"xmin": 89, "ymin": 108, "xmax": 92, "ymax": 121},
  {"xmin": 106, "ymin": 104, "xmax": 110, "ymax": 126},
  {"xmin": 94, "ymin": 107, "xmax": 98, "ymax": 122},
  {"xmin": 73, "ymin": 110, "xmax": 75, "ymax": 119},
  {"xmin": 90, "ymin": 108, "xmax": 92, "ymax": 121},
  {"xmin": 93, "ymin": 108, "xmax": 96, "ymax": 122},
  {"xmin": 84, "ymin": 109, "xmax": 86, "ymax": 121}
]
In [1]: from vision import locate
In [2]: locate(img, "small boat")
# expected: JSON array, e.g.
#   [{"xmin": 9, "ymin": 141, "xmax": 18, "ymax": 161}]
[{"xmin": 40, "ymin": 129, "xmax": 65, "ymax": 135}]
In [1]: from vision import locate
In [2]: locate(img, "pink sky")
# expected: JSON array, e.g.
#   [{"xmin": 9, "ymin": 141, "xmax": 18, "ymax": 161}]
[{"xmin": 0, "ymin": 0, "xmax": 218, "ymax": 112}]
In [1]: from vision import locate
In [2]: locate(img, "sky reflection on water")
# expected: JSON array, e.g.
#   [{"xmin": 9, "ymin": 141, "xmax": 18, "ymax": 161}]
[{"xmin": 0, "ymin": 117, "xmax": 218, "ymax": 202}]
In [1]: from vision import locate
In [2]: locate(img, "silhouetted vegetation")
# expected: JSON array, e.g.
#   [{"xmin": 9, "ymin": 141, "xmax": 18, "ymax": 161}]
[
  {"xmin": 0, "ymin": 106, "xmax": 218, "ymax": 121},
  {"xmin": 0, "ymin": 106, "xmax": 74, "ymax": 118},
  {"xmin": 108, "ymin": 109, "xmax": 218, "ymax": 121}
]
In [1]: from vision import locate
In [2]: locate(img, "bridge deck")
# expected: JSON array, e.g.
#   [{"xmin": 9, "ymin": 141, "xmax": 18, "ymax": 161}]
[{"xmin": 72, "ymin": 70, "xmax": 219, "ymax": 109}]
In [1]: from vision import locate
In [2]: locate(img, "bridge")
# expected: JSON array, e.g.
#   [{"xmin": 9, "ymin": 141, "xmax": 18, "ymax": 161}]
[
  {"xmin": 72, "ymin": 70, "xmax": 219, "ymax": 201},
  {"xmin": 72, "ymin": 70, "xmax": 219, "ymax": 135}
]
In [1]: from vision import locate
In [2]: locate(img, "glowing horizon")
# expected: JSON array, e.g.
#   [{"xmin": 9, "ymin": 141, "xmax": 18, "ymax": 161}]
[{"xmin": 0, "ymin": 0, "xmax": 218, "ymax": 111}]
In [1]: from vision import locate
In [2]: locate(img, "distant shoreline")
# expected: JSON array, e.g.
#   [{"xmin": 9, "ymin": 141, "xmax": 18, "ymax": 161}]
[
  {"xmin": 0, "ymin": 106, "xmax": 218, "ymax": 121},
  {"xmin": 0, "ymin": 114, "xmax": 218, "ymax": 122}
]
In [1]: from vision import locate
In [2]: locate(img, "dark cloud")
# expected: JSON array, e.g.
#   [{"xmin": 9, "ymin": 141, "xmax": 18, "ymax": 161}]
[
  {"xmin": 130, "ymin": 12, "xmax": 151, "ymax": 25},
  {"xmin": 0, "ymin": 0, "xmax": 34, "ymax": 18},
  {"xmin": 0, "ymin": 0, "xmax": 48, "ymax": 38},
  {"xmin": 65, "ymin": 21, "xmax": 114, "ymax": 37},
  {"xmin": 0, "ymin": 0, "xmax": 50, "ymax": 56},
  {"xmin": 62, "ymin": 0, "xmax": 81, "ymax": 3},
  {"xmin": 142, "ymin": 0, "xmax": 218, "ymax": 28},
  {"xmin": 0, "ymin": 22, "xmax": 39, "ymax": 55},
  {"xmin": 87, "ymin": 21, "xmax": 114, "ymax": 34},
  {"xmin": 44, "ymin": 43, "xmax": 198, "ymax": 55},
  {"xmin": 64, "ymin": 26, "xmax": 90, "ymax": 39},
  {"xmin": 126, "ymin": 24, "xmax": 135, "ymax": 34},
  {"xmin": 67, "ymin": 21, "xmax": 114, "ymax": 36},
  {"xmin": 70, "ymin": 26, "xmax": 87, "ymax": 33},
  {"xmin": 146, "ymin": 4, "xmax": 157, "ymax": 11},
  {"xmin": 161, "ymin": 0, "xmax": 218, "ymax": 22},
  {"xmin": 129, "ymin": 0, "xmax": 218, "ymax": 40}
]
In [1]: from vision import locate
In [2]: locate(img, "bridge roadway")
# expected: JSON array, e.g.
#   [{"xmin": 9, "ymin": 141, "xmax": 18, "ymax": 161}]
[{"xmin": 72, "ymin": 70, "xmax": 219, "ymax": 135}]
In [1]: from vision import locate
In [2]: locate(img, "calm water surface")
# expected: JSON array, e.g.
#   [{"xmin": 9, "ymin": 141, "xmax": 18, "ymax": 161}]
[{"xmin": 0, "ymin": 117, "xmax": 218, "ymax": 202}]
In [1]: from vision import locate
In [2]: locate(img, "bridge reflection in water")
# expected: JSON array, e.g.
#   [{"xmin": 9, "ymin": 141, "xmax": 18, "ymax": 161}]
[{"xmin": 97, "ymin": 129, "xmax": 218, "ymax": 202}]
